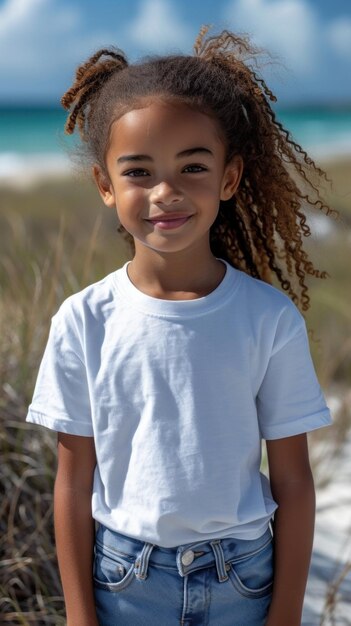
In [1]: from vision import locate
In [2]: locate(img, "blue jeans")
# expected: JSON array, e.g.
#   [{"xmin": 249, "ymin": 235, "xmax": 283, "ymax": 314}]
[{"xmin": 93, "ymin": 524, "xmax": 273, "ymax": 625}]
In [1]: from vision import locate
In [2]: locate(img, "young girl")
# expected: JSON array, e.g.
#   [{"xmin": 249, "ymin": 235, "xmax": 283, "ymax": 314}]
[{"xmin": 27, "ymin": 27, "xmax": 333, "ymax": 626}]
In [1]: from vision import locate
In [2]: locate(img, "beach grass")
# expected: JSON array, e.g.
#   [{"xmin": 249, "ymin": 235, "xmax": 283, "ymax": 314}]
[{"xmin": 1, "ymin": 158, "xmax": 350, "ymax": 624}]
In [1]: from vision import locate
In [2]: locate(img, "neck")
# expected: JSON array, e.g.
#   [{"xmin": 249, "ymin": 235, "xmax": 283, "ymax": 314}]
[{"xmin": 127, "ymin": 244, "xmax": 225, "ymax": 300}]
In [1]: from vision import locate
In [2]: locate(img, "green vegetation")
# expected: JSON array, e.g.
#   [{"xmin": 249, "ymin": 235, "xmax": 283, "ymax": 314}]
[{"xmin": 1, "ymin": 160, "xmax": 350, "ymax": 624}]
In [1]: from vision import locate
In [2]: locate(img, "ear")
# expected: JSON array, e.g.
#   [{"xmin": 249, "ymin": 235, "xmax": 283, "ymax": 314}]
[
  {"xmin": 92, "ymin": 165, "xmax": 116, "ymax": 208},
  {"xmin": 220, "ymin": 155, "xmax": 243, "ymax": 201}
]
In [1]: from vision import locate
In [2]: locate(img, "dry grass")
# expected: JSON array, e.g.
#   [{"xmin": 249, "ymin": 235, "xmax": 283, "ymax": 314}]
[
  {"xmin": 0, "ymin": 177, "xmax": 129, "ymax": 624},
  {"xmin": 0, "ymin": 165, "xmax": 350, "ymax": 624}
]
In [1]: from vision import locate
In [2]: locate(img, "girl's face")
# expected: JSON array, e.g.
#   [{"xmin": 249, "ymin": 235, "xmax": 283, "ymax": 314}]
[{"xmin": 94, "ymin": 100, "xmax": 242, "ymax": 258}]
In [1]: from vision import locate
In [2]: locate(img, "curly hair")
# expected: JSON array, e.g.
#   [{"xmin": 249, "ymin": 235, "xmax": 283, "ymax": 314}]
[{"xmin": 61, "ymin": 26, "xmax": 337, "ymax": 311}]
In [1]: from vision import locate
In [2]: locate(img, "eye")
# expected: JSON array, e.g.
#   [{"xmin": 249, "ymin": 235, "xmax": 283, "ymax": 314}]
[
  {"xmin": 183, "ymin": 164, "xmax": 207, "ymax": 173},
  {"xmin": 123, "ymin": 168, "xmax": 149, "ymax": 177}
]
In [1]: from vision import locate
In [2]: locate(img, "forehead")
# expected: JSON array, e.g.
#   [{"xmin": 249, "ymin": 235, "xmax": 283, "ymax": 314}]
[{"xmin": 109, "ymin": 101, "xmax": 224, "ymax": 152}]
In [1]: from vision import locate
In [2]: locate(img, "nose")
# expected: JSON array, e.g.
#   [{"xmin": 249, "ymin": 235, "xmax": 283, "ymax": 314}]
[{"xmin": 149, "ymin": 180, "xmax": 184, "ymax": 206}]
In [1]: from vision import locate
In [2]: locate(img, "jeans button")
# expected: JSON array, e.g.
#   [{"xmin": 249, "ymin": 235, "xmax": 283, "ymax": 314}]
[{"xmin": 181, "ymin": 549, "xmax": 195, "ymax": 566}]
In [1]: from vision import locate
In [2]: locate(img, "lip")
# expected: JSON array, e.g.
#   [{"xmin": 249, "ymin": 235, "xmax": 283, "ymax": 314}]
[
  {"xmin": 145, "ymin": 213, "xmax": 193, "ymax": 230},
  {"xmin": 146, "ymin": 213, "xmax": 193, "ymax": 221}
]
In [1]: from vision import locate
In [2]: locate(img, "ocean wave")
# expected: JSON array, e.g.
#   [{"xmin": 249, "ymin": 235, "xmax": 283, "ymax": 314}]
[
  {"xmin": 0, "ymin": 152, "xmax": 74, "ymax": 187},
  {"xmin": 0, "ymin": 137, "xmax": 350, "ymax": 187}
]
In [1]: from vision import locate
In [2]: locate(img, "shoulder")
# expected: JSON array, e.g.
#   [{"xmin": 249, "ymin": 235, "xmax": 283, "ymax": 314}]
[
  {"xmin": 232, "ymin": 267, "xmax": 306, "ymax": 351},
  {"xmin": 52, "ymin": 267, "xmax": 122, "ymax": 332},
  {"xmin": 235, "ymin": 267, "xmax": 299, "ymax": 312}
]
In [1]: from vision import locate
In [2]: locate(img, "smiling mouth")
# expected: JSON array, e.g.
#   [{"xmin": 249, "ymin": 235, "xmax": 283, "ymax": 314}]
[{"xmin": 146, "ymin": 215, "xmax": 193, "ymax": 230}]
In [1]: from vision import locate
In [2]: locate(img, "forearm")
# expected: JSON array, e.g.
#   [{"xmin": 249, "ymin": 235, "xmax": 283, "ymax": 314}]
[
  {"xmin": 265, "ymin": 474, "xmax": 315, "ymax": 626},
  {"xmin": 54, "ymin": 480, "xmax": 99, "ymax": 626}
]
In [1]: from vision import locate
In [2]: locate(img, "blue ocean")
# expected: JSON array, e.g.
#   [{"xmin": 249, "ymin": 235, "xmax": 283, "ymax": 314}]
[{"xmin": 0, "ymin": 106, "xmax": 350, "ymax": 182}]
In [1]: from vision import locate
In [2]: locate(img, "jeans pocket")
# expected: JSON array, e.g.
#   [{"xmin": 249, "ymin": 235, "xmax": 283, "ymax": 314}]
[
  {"xmin": 93, "ymin": 541, "xmax": 136, "ymax": 592},
  {"xmin": 228, "ymin": 537, "xmax": 274, "ymax": 599}
]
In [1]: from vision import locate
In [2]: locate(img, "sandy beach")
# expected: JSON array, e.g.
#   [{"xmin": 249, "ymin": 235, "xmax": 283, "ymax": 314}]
[{"xmin": 304, "ymin": 391, "xmax": 351, "ymax": 625}]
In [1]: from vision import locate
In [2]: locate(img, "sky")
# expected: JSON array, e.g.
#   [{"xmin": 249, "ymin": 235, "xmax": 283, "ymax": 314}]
[{"xmin": 1, "ymin": 0, "xmax": 351, "ymax": 106}]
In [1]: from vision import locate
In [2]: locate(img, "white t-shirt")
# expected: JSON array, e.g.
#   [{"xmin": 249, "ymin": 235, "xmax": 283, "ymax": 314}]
[{"xmin": 26, "ymin": 261, "xmax": 332, "ymax": 547}]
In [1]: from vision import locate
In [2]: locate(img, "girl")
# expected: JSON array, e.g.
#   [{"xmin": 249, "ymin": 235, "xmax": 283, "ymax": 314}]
[{"xmin": 27, "ymin": 27, "xmax": 333, "ymax": 626}]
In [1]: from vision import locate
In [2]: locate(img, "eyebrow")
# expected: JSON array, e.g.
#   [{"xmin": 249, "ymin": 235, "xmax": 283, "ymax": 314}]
[{"xmin": 116, "ymin": 147, "xmax": 214, "ymax": 164}]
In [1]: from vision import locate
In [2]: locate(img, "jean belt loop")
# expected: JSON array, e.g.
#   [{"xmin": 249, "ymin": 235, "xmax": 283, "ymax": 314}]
[
  {"xmin": 134, "ymin": 542, "xmax": 155, "ymax": 580},
  {"xmin": 210, "ymin": 539, "xmax": 229, "ymax": 582}
]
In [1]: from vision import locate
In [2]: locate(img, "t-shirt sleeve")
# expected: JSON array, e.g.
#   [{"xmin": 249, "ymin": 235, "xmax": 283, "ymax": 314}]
[
  {"xmin": 26, "ymin": 302, "xmax": 94, "ymax": 436},
  {"xmin": 257, "ymin": 307, "xmax": 332, "ymax": 440}
]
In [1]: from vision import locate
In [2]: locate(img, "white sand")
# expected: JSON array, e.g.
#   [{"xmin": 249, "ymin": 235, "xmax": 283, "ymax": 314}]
[{"xmin": 303, "ymin": 393, "xmax": 351, "ymax": 625}]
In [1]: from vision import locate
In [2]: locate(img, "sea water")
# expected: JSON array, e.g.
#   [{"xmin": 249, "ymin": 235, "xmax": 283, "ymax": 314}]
[{"xmin": 0, "ymin": 105, "xmax": 350, "ymax": 182}]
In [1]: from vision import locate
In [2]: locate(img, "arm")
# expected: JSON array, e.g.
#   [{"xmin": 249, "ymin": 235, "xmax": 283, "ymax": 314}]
[
  {"xmin": 265, "ymin": 433, "xmax": 315, "ymax": 626},
  {"xmin": 54, "ymin": 432, "xmax": 99, "ymax": 626}
]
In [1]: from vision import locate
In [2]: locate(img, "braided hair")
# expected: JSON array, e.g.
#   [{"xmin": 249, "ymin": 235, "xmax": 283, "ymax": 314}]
[{"xmin": 61, "ymin": 26, "xmax": 337, "ymax": 311}]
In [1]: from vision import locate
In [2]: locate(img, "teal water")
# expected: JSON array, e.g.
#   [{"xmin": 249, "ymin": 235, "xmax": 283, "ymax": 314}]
[
  {"xmin": 0, "ymin": 106, "xmax": 350, "ymax": 177},
  {"xmin": 278, "ymin": 108, "xmax": 351, "ymax": 153},
  {"xmin": 0, "ymin": 107, "xmax": 77, "ymax": 154}
]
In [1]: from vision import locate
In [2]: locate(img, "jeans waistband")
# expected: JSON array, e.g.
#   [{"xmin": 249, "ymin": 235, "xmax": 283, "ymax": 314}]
[{"xmin": 95, "ymin": 524, "xmax": 273, "ymax": 583}]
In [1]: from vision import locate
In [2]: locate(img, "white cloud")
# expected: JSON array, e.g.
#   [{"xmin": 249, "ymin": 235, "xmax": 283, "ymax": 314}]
[
  {"xmin": 0, "ymin": 0, "xmax": 45, "ymax": 31},
  {"xmin": 0, "ymin": 0, "xmax": 80, "ymax": 74},
  {"xmin": 0, "ymin": 0, "xmax": 122, "ymax": 99},
  {"xmin": 0, "ymin": 0, "xmax": 192, "ymax": 100},
  {"xmin": 327, "ymin": 17, "xmax": 351, "ymax": 57},
  {"xmin": 224, "ymin": 0, "xmax": 318, "ymax": 74},
  {"xmin": 127, "ymin": 0, "xmax": 192, "ymax": 52},
  {"xmin": 0, "ymin": 0, "xmax": 349, "ymax": 102}
]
